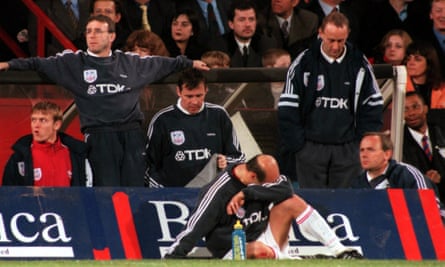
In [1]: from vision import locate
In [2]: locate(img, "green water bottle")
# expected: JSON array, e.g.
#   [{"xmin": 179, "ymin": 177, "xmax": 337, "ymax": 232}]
[{"xmin": 232, "ymin": 220, "xmax": 246, "ymax": 260}]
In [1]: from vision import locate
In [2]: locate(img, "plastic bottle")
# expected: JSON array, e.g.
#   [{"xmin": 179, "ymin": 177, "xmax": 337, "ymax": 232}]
[{"xmin": 232, "ymin": 219, "xmax": 246, "ymax": 260}]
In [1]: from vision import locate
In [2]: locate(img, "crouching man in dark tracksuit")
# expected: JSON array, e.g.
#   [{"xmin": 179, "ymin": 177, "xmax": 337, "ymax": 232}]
[{"xmin": 165, "ymin": 154, "xmax": 363, "ymax": 259}]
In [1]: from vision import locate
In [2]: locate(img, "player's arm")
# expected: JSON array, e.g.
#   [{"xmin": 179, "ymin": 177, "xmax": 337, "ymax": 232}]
[
  {"xmin": 166, "ymin": 185, "xmax": 226, "ymax": 258},
  {"xmin": 242, "ymin": 175, "xmax": 294, "ymax": 204}
]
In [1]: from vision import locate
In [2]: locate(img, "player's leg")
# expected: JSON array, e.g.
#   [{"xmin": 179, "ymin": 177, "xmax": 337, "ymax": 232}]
[{"xmin": 270, "ymin": 194, "xmax": 363, "ymax": 258}]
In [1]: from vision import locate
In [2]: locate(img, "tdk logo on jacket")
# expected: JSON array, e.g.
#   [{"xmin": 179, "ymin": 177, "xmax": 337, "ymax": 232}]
[
  {"xmin": 87, "ymin": 84, "xmax": 129, "ymax": 95},
  {"xmin": 174, "ymin": 149, "xmax": 212, "ymax": 161},
  {"xmin": 315, "ymin": 97, "xmax": 349, "ymax": 109}
]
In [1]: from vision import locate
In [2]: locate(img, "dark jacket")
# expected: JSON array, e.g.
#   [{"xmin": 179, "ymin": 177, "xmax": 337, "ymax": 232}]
[
  {"xmin": 403, "ymin": 124, "xmax": 445, "ymax": 202},
  {"xmin": 2, "ymin": 133, "xmax": 90, "ymax": 186},
  {"xmin": 209, "ymin": 31, "xmax": 278, "ymax": 67}
]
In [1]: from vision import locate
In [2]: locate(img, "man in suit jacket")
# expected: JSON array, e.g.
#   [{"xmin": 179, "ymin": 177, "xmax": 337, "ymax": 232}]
[
  {"xmin": 415, "ymin": 0, "xmax": 445, "ymax": 79},
  {"xmin": 210, "ymin": 0, "xmax": 278, "ymax": 67},
  {"xmin": 28, "ymin": 0, "xmax": 90, "ymax": 56},
  {"xmin": 403, "ymin": 91, "xmax": 445, "ymax": 202},
  {"xmin": 121, "ymin": 0, "xmax": 176, "ymax": 41},
  {"xmin": 262, "ymin": 0, "xmax": 318, "ymax": 59}
]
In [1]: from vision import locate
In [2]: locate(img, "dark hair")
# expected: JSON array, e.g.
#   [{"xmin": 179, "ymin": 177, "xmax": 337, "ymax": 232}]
[
  {"xmin": 228, "ymin": 0, "xmax": 257, "ymax": 21},
  {"xmin": 177, "ymin": 68, "xmax": 206, "ymax": 90},
  {"xmin": 246, "ymin": 155, "xmax": 266, "ymax": 183},
  {"xmin": 87, "ymin": 15, "xmax": 116, "ymax": 33},
  {"xmin": 172, "ymin": 8, "xmax": 201, "ymax": 37},
  {"xmin": 32, "ymin": 101, "xmax": 63, "ymax": 122},
  {"xmin": 406, "ymin": 91, "xmax": 427, "ymax": 105},
  {"xmin": 362, "ymin": 131, "xmax": 393, "ymax": 151},
  {"xmin": 90, "ymin": 0, "xmax": 122, "ymax": 14},
  {"xmin": 320, "ymin": 11, "xmax": 350, "ymax": 32},
  {"xmin": 405, "ymin": 41, "xmax": 443, "ymax": 89}
]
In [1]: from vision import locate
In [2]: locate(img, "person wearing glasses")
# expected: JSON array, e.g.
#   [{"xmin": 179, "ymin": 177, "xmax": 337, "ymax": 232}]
[{"xmin": 0, "ymin": 15, "xmax": 210, "ymax": 187}]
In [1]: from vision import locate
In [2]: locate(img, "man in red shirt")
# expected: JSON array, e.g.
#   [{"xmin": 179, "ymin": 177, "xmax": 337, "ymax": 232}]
[{"xmin": 2, "ymin": 101, "xmax": 91, "ymax": 186}]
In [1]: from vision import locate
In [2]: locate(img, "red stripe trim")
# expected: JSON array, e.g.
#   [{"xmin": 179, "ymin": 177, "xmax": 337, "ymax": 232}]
[
  {"xmin": 112, "ymin": 192, "xmax": 142, "ymax": 259},
  {"xmin": 418, "ymin": 189, "xmax": 445, "ymax": 259},
  {"xmin": 387, "ymin": 189, "xmax": 422, "ymax": 260},
  {"xmin": 93, "ymin": 248, "xmax": 111, "ymax": 260}
]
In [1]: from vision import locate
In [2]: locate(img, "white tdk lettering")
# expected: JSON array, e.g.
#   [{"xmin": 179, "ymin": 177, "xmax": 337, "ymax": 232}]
[
  {"xmin": 242, "ymin": 211, "xmax": 268, "ymax": 226},
  {"xmin": 183, "ymin": 148, "xmax": 212, "ymax": 161},
  {"xmin": 96, "ymin": 84, "xmax": 127, "ymax": 94},
  {"xmin": 315, "ymin": 97, "xmax": 348, "ymax": 109}
]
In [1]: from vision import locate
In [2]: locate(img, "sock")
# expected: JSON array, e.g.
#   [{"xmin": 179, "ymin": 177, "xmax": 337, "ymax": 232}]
[{"xmin": 296, "ymin": 205, "xmax": 345, "ymax": 255}]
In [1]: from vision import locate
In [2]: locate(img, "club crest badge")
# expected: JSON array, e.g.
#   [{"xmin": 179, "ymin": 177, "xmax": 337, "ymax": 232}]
[
  {"xmin": 33, "ymin": 168, "xmax": 42, "ymax": 181},
  {"xmin": 170, "ymin": 130, "xmax": 185, "ymax": 146},
  {"xmin": 83, "ymin": 69, "xmax": 97, "ymax": 83},
  {"xmin": 18, "ymin": 162, "xmax": 25, "ymax": 177},
  {"xmin": 316, "ymin": 75, "xmax": 325, "ymax": 91}
]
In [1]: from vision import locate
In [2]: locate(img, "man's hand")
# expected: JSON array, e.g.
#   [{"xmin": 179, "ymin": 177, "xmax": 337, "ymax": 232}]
[
  {"xmin": 226, "ymin": 191, "xmax": 245, "ymax": 215},
  {"xmin": 192, "ymin": 60, "xmax": 210, "ymax": 71},
  {"xmin": 426, "ymin": 169, "xmax": 441, "ymax": 184},
  {"xmin": 217, "ymin": 154, "xmax": 227, "ymax": 170},
  {"xmin": 0, "ymin": 62, "xmax": 9, "ymax": 71}
]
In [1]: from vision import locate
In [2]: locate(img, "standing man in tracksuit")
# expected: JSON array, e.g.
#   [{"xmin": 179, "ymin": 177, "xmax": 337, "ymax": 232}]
[
  {"xmin": 278, "ymin": 11, "xmax": 383, "ymax": 188},
  {"xmin": 0, "ymin": 15, "xmax": 210, "ymax": 186}
]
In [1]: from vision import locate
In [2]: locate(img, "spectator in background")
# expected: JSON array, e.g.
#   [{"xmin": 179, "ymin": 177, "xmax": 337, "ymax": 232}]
[
  {"xmin": 2, "ymin": 101, "xmax": 91, "ymax": 187},
  {"xmin": 28, "ymin": 0, "xmax": 90, "ymax": 56},
  {"xmin": 90, "ymin": 0, "xmax": 131, "ymax": 50},
  {"xmin": 0, "ymin": 1, "xmax": 29, "ymax": 60},
  {"xmin": 124, "ymin": 28, "xmax": 172, "ymax": 127},
  {"xmin": 176, "ymin": 0, "xmax": 232, "ymax": 50},
  {"xmin": 164, "ymin": 9, "xmax": 207, "ymax": 60},
  {"xmin": 278, "ymin": 12, "xmax": 383, "ymax": 188},
  {"xmin": 357, "ymin": 0, "xmax": 430, "ymax": 58},
  {"xmin": 403, "ymin": 91, "xmax": 445, "ymax": 202},
  {"xmin": 405, "ymin": 41, "xmax": 445, "ymax": 109},
  {"xmin": 371, "ymin": 29, "xmax": 412, "ymax": 65},
  {"xmin": 352, "ymin": 131, "xmax": 445, "ymax": 220},
  {"xmin": 262, "ymin": 48, "xmax": 291, "ymax": 109},
  {"xmin": 209, "ymin": 0, "xmax": 277, "ymax": 67},
  {"xmin": 124, "ymin": 29, "xmax": 169, "ymax": 57},
  {"xmin": 200, "ymin": 50, "xmax": 234, "ymax": 105},
  {"xmin": 121, "ymin": 0, "xmax": 175, "ymax": 41},
  {"xmin": 262, "ymin": 0, "xmax": 319, "ymax": 59},
  {"xmin": 201, "ymin": 50, "xmax": 230, "ymax": 68},
  {"xmin": 303, "ymin": 0, "xmax": 360, "ymax": 45},
  {"xmin": 145, "ymin": 68, "xmax": 245, "ymax": 188},
  {"xmin": 416, "ymin": 0, "xmax": 445, "ymax": 80},
  {"xmin": 0, "ymin": 15, "xmax": 210, "ymax": 187}
]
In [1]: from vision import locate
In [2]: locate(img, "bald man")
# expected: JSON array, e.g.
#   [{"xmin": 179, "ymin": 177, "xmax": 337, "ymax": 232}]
[{"xmin": 165, "ymin": 154, "xmax": 363, "ymax": 259}]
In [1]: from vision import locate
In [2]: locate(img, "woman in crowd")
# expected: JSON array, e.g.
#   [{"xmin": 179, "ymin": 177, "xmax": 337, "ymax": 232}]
[
  {"xmin": 164, "ymin": 9, "xmax": 206, "ymax": 59},
  {"xmin": 371, "ymin": 29, "xmax": 412, "ymax": 65},
  {"xmin": 405, "ymin": 41, "xmax": 445, "ymax": 109}
]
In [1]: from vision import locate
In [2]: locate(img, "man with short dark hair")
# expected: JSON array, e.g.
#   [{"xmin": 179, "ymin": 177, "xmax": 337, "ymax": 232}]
[
  {"xmin": 145, "ymin": 68, "xmax": 245, "ymax": 187},
  {"xmin": 2, "ymin": 101, "xmax": 91, "ymax": 186},
  {"xmin": 0, "ymin": 15, "xmax": 210, "ymax": 187},
  {"xmin": 403, "ymin": 91, "xmax": 445, "ymax": 202}
]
